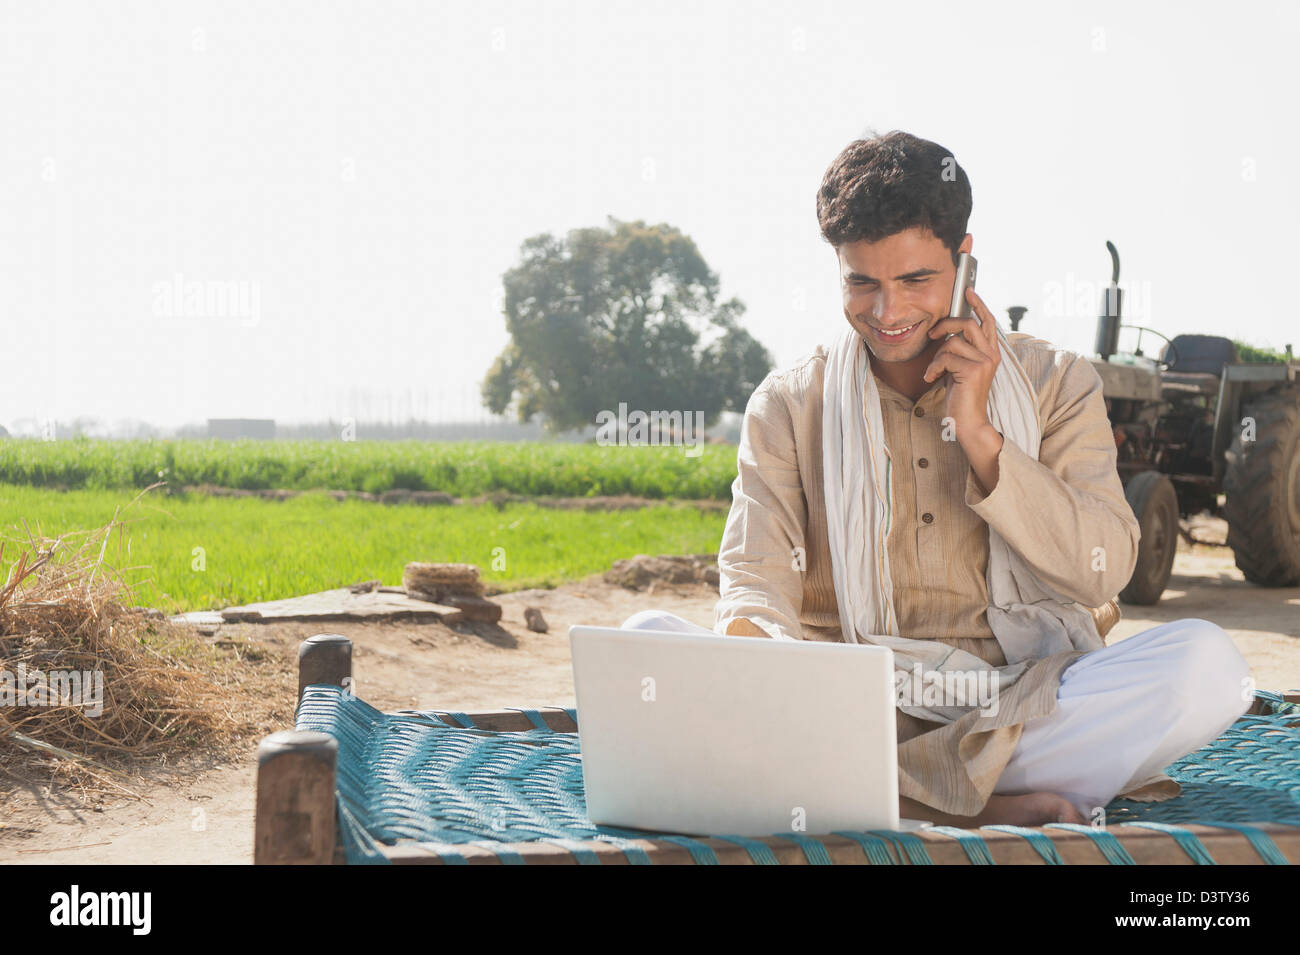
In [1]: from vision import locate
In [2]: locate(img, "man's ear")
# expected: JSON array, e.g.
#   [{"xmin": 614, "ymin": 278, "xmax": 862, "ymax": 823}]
[{"xmin": 958, "ymin": 233, "xmax": 973, "ymax": 255}]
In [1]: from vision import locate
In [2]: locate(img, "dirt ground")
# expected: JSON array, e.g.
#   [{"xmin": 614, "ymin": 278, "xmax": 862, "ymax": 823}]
[{"xmin": 1, "ymin": 541, "xmax": 1296, "ymax": 865}]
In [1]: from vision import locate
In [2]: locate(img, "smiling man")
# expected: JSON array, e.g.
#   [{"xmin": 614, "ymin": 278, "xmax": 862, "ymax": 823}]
[
  {"xmin": 837, "ymin": 225, "xmax": 1007, "ymax": 500},
  {"xmin": 623, "ymin": 130, "xmax": 1252, "ymax": 828}
]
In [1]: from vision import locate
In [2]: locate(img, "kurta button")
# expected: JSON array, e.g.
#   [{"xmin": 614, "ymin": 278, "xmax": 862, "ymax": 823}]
[
  {"xmin": 918, "ymin": 457, "xmax": 929, "ymax": 468},
  {"xmin": 921, "ymin": 512, "xmax": 934, "ymax": 523},
  {"xmin": 914, "ymin": 406, "xmax": 925, "ymax": 417}
]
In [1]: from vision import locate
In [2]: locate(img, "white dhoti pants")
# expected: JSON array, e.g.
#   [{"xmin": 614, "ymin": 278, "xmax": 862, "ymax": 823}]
[{"xmin": 617, "ymin": 610, "xmax": 1253, "ymax": 818}]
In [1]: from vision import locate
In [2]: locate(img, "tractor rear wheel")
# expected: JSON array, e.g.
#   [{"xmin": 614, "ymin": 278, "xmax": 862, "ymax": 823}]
[
  {"xmin": 1119, "ymin": 470, "xmax": 1179, "ymax": 605},
  {"xmin": 1223, "ymin": 387, "xmax": 1300, "ymax": 586}
]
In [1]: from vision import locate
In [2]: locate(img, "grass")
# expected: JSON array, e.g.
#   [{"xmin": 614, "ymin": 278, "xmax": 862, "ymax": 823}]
[
  {"xmin": 0, "ymin": 484, "xmax": 727, "ymax": 614},
  {"xmin": 0, "ymin": 437, "xmax": 736, "ymax": 499}
]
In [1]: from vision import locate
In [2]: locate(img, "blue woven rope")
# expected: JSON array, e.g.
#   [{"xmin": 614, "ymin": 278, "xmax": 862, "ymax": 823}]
[
  {"xmin": 614, "ymin": 845, "xmax": 654, "ymax": 865},
  {"xmin": 979, "ymin": 825, "xmax": 1066, "ymax": 865},
  {"xmin": 928, "ymin": 825, "xmax": 996, "ymax": 864},
  {"xmin": 832, "ymin": 830, "xmax": 899, "ymax": 865},
  {"xmin": 866, "ymin": 830, "xmax": 934, "ymax": 865},
  {"xmin": 294, "ymin": 686, "xmax": 1300, "ymax": 865},
  {"xmin": 1042, "ymin": 823, "xmax": 1137, "ymax": 865},
  {"xmin": 433, "ymin": 711, "xmax": 475, "ymax": 728},
  {"xmin": 1197, "ymin": 821, "xmax": 1289, "ymax": 865},
  {"xmin": 336, "ymin": 801, "xmax": 389, "ymax": 865},
  {"xmin": 775, "ymin": 833, "xmax": 834, "ymax": 865},
  {"xmin": 1104, "ymin": 694, "xmax": 1300, "ymax": 827},
  {"xmin": 653, "ymin": 835, "xmax": 719, "ymax": 864},
  {"xmin": 562, "ymin": 825, "xmax": 653, "ymax": 865},
  {"xmin": 1118, "ymin": 822, "xmax": 1217, "ymax": 865},
  {"xmin": 541, "ymin": 705, "xmax": 579, "ymax": 726},
  {"xmin": 713, "ymin": 835, "xmax": 781, "ymax": 865},
  {"xmin": 546, "ymin": 838, "xmax": 602, "ymax": 864}
]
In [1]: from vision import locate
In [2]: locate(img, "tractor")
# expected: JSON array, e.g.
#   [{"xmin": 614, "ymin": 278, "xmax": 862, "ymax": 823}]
[{"xmin": 1009, "ymin": 242, "xmax": 1300, "ymax": 605}]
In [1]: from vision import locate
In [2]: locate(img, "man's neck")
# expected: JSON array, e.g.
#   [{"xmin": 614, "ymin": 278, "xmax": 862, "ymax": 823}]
[{"xmin": 868, "ymin": 337, "xmax": 944, "ymax": 403}]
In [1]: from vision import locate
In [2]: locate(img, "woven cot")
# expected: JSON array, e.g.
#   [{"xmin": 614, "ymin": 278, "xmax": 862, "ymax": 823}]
[{"xmin": 255, "ymin": 635, "xmax": 1300, "ymax": 865}]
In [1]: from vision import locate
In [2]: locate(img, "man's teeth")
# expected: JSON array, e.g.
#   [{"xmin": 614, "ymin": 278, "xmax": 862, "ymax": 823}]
[{"xmin": 879, "ymin": 323, "xmax": 917, "ymax": 338}]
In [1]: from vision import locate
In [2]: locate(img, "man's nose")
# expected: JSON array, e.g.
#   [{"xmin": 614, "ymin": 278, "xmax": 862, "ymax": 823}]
[{"xmin": 872, "ymin": 287, "xmax": 906, "ymax": 323}]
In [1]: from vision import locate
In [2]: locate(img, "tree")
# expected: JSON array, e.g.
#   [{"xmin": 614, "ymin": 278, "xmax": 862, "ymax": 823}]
[{"xmin": 481, "ymin": 216, "xmax": 774, "ymax": 435}]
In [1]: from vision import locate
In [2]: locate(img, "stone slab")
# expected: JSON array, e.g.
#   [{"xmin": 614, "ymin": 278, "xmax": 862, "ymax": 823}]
[{"xmin": 170, "ymin": 588, "xmax": 487, "ymax": 626}]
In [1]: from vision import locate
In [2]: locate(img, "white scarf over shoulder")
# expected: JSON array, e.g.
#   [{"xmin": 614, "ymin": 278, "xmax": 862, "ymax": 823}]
[{"xmin": 821, "ymin": 321, "xmax": 1103, "ymax": 724}]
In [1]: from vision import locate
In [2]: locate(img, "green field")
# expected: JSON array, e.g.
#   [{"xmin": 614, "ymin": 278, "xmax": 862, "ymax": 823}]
[
  {"xmin": 0, "ymin": 438, "xmax": 736, "ymax": 499},
  {"xmin": 0, "ymin": 484, "xmax": 727, "ymax": 614}
]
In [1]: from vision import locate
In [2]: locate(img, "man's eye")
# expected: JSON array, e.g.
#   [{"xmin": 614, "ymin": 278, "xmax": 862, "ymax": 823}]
[{"xmin": 906, "ymin": 277, "xmax": 928, "ymax": 285}]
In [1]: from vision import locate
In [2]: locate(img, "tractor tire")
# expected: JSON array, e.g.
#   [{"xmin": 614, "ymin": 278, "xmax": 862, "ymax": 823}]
[
  {"xmin": 1223, "ymin": 387, "xmax": 1300, "ymax": 586},
  {"xmin": 1119, "ymin": 470, "xmax": 1179, "ymax": 605}
]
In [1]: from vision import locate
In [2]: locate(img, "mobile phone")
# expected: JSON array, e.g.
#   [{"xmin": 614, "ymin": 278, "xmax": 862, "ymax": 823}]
[{"xmin": 947, "ymin": 252, "xmax": 978, "ymax": 321}]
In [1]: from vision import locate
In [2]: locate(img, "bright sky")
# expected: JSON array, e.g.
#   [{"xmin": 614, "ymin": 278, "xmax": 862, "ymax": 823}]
[{"xmin": 2, "ymin": 0, "xmax": 1297, "ymax": 432}]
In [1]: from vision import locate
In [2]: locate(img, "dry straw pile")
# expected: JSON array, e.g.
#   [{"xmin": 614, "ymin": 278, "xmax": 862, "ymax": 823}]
[{"xmin": 0, "ymin": 496, "xmax": 276, "ymax": 793}]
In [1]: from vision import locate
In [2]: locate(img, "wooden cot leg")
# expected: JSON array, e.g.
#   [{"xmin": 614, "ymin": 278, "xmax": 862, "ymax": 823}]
[
  {"xmin": 254, "ymin": 731, "xmax": 340, "ymax": 865},
  {"xmin": 298, "ymin": 633, "xmax": 353, "ymax": 704},
  {"xmin": 252, "ymin": 634, "xmax": 355, "ymax": 865}
]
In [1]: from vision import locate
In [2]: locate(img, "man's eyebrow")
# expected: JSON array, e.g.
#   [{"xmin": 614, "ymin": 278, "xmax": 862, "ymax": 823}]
[{"xmin": 844, "ymin": 267, "xmax": 942, "ymax": 282}]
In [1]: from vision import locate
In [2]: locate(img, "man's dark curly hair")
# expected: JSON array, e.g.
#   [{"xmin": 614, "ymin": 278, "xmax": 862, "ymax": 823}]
[{"xmin": 816, "ymin": 130, "xmax": 972, "ymax": 265}]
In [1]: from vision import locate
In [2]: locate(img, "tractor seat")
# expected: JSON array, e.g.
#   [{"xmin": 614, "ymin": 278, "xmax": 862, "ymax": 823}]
[
  {"xmin": 1158, "ymin": 335, "xmax": 1238, "ymax": 395},
  {"xmin": 1161, "ymin": 335, "xmax": 1238, "ymax": 376}
]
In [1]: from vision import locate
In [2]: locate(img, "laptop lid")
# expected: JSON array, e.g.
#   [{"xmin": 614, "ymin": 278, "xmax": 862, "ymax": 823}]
[{"xmin": 569, "ymin": 624, "xmax": 902, "ymax": 838}]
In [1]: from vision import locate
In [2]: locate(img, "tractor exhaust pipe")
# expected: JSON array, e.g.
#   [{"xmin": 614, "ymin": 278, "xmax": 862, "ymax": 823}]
[{"xmin": 1094, "ymin": 240, "xmax": 1123, "ymax": 361}]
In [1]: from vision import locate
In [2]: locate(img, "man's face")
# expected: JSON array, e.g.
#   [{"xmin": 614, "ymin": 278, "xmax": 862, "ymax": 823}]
[{"xmin": 837, "ymin": 226, "xmax": 973, "ymax": 365}]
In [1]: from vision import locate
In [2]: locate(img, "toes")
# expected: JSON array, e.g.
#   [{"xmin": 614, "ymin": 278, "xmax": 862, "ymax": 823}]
[{"xmin": 1058, "ymin": 801, "xmax": 1086, "ymax": 825}]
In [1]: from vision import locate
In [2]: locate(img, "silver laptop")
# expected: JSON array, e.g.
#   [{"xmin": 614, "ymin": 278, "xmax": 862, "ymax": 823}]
[{"xmin": 569, "ymin": 624, "xmax": 930, "ymax": 837}]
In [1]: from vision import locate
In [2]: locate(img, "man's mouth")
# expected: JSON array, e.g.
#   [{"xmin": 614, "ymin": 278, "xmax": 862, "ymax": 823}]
[{"xmin": 871, "ymin": 320, "xmax": 922, "ymax": 342}]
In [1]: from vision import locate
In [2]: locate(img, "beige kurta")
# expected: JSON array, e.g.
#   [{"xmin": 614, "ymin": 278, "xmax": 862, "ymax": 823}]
[{"xmin": 712, "ymin": 330, "xmax": 1181, "ymax": 816}]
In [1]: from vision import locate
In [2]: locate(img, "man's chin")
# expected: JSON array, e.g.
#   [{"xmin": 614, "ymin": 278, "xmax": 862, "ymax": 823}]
[{"xmin": 861, "ymin": 339, "xmax": 930, "ymax": 364}]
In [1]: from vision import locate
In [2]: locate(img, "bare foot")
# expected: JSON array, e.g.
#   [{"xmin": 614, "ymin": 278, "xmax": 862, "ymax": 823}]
[
  {"xmin": 901, "ymin": 792, "xmax": 1087, "ymax": 828},
  {"xmin": 974, "ymin": 793, "xmax": 1087, "ymax": 826}
]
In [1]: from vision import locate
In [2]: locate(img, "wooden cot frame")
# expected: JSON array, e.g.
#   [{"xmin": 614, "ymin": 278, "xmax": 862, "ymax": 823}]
[{"xmin": 253, "ymin": 633, "xmax": 1300, "ymax": 865}]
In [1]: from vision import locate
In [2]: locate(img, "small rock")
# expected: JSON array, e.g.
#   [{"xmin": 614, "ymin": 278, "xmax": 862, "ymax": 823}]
[
  {"xmin": 604, "ymin": 554, "xmax": 712, "ymax": 590},
  {"xmin": 348, "ymin": 579, "xmax": 381, "ymax": 594},
  {"xmin": 441, "ymin": 594, "xmax": 503, "ymax": 624},
  {"xmin": 523, "ymin": 607, "xmax": 548, "ymax": 633}
]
